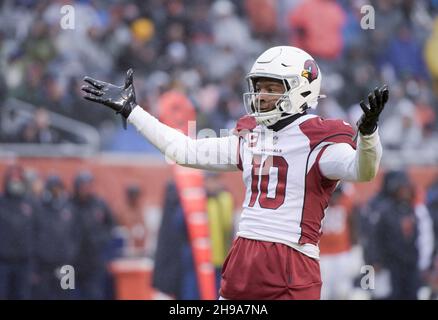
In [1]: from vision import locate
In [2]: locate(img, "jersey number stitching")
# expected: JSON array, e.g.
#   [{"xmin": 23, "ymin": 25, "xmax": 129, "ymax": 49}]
[{"xmin": 248, "ymin": 155, "xmax": 289, "ymax": 210}]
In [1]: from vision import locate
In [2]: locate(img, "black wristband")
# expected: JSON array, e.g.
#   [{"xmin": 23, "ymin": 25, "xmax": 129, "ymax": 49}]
[
  {"xmin": 117, "ymin": 101, "xmax": 136, "ymax": 119},
  {"xmin": 359, "ymin": 122, "xmax": 377, "ymax": 135}
]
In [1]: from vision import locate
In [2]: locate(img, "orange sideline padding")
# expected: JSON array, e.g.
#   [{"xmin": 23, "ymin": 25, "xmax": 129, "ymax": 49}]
[
  {"xmin": 174, "ymin": 166, "xmax": 217, "ymax": 299},
  {"xmin": 159, "ymin": 90, "xmax": 216, "ymax": 300}
]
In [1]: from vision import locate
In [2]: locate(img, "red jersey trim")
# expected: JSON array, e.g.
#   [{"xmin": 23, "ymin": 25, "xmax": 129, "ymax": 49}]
[
  {"xmin": 237, "ymin": 137, "xmax": 243, "ymax": 171},
  {"xmin": 298, "ymin": 133, "xmax": 352, "ymax": 245}
]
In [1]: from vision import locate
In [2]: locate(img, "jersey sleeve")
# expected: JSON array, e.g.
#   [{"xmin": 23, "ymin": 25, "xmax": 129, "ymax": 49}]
[
  {"xmin": 128, "ymin": 106, "xmax": 240, "ymax": 171},
  {"xmin": 300, "ymin": 117, "xmax": 381, "ymax": 182},
  {"xmin": 236, "ymin": 136, "xmax": 244, "ymax": 171},
  {"xmin": 319, "ymin": 129, "xmax": 382, "ymax": 182},
  {"xmin": 234, "ymin": 115, "xmax": 257, "ymax": 172},
  {"xmin": 299, "ymin": 117, "xmax": 357, "ymax": 151}
]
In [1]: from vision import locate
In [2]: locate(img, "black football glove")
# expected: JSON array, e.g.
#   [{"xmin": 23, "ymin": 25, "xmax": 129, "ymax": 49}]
[
  {"xmin": 82, "ymin": 68, "xmax": 137, "ymax": 128},
  {"xmin": 357, "ymin": 85, "xmax": 389, "ymax": 135}
]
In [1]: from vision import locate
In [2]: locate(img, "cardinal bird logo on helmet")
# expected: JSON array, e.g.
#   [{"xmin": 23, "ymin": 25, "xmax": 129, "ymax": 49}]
[{"xmin": 301, "ymin": 60, "xmax": 319, "ymax": 84}]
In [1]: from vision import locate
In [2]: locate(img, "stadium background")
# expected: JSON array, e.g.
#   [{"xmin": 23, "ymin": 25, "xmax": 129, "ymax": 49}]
[{"xmin": 1, "ymin": 0, "xmax": 438, "ymax": 300}]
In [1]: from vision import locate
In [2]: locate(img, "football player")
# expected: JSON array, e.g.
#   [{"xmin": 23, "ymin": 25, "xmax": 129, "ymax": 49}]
[{"xmin": 82, "ymin": 46, "xmax": 388, "ymax": 299}]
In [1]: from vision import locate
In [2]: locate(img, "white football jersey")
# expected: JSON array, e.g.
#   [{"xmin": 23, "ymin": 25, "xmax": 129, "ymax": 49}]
[
  {"xmin": 128, "ymin": 106, "xmax": 382, "ymax": 260},
  {"xmin": 235, "ymin": 114, "xmax": 356, "ymax": 259}
]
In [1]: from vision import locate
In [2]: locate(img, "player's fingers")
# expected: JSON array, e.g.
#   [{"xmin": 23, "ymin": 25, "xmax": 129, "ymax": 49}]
[
  {"xmin": 368, "ymin": 92, "xmax": 376, "ymax": 111},
  {"xmin": 359, "ymin": 100, "xmax": 369, "ymax": 114},
  {"xmin": 83, "ymin": 77, "xmax": 105, "ymax": 89},
  {"xmin": 84, "ymin": 94, "xmax": 105, "ymax": 104},
  {"xmin": 124, "ymin": 68, "xmax": 134, "ymax": 89},
  {"xmin": 122, "ymin": 84, "xmax": 135, "ymax": 99},
  {"xmin": 81, "ymin": 85, "xmax": 103, "ymax": 96},
  {"xmin": 374, "ymin": 87, "xmax": 382, "ymax": 108},
  {"xmin": 381, "ymin": 85, "xmax": 389, "ymax": 105}
]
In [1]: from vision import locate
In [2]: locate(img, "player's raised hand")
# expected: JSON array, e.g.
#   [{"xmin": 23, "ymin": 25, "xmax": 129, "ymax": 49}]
[
  {"xmin": 82, "ymin": 68, "xmax": 137, "ymax": 119},
  {"xmin": 357, "ymin": 85, "xmax": 389, "ymax": 135}
]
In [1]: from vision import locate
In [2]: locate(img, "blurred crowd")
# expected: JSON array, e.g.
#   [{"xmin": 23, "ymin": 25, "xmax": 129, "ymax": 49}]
[
  {"xmin": 320, "ymin": 172, "xmax": 438, "ymax": 300},
  {"xmin": 0, "ymin": 0, "xmax": 437, "ymax": 161},
  {"xmin": 0, "ymin": 162, "xmax": 236, "ymax": 300},
  {"xmin": 0, "ymin": 163, "xmax": 152, "ymax": 299}
]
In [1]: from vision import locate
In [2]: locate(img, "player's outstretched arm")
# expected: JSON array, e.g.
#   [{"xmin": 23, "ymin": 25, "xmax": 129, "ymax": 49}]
[
  {"xmin": 319, "ymin": 86, "xmax": 389, "ymax": 182},
  {"xmin": 82, "ymin": 69, "xmax": 239, "ymax": 171}
]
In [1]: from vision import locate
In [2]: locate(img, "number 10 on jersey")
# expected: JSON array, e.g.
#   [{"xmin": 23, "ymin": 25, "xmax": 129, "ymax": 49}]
[{"xmin": 248, "ymin": 155, "xmax": 288, "ymax": 210}]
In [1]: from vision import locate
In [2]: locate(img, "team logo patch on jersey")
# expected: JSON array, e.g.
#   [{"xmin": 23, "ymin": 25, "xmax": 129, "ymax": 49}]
[{"xmin": 301, "ymin": 60, "xmax": 319, "ymax": 84}]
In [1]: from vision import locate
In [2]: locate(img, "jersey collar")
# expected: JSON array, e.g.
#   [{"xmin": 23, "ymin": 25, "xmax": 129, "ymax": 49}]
[{"xmin": 267, "ymin": 112, "xmax": 308, "ymax": 132}]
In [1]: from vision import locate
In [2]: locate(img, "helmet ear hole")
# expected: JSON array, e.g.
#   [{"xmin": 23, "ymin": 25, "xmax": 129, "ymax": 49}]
[
  {"xmin": 301, "ymin": 91, "xmax": 311, "ymax": 97},
  {"xmin": 278, "ymin": 98, "xmax": 291, "ymax": 113}
]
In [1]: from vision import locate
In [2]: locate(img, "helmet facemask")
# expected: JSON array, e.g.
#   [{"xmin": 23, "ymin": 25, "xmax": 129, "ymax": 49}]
[{"xmin": 243, "ymin": 74, "xmax": 306, "ymax": 126}]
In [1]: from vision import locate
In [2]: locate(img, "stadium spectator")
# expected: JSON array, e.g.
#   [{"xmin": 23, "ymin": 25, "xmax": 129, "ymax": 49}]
[
  {"xmin": 426, "ymin": 177, "xmax": 438, "ymax": 299},
  {"xmin": 23, "ymin": 168, "xmax": 44, "ymax": 202},
  {"xmin": 116, "ymin": 184, "xmax": 148, "ymax": 257},
  {"xmin": 33, "ymin": 175, "xmax": 80, "ymax": 299},
  {"xmin": 0, "ymin": 165, "xmax": 35, "ymax": 299},
  {"xmin": 71, "ymin": 171, "xmax": 116, "ymax": 300},
  {"xmin": 319, "ymin": 184, "xmax": 357, "ymax": 300},
  {"xmin": 358, "ymin": 171, "xmax": 403, "ymax": 269},
  {"xmin": 152, "ymin": 181, "xmax": 199, "ymax": 300},
  {"xmin": 288, "ymin": 0, "xmax": 346, "ymax": 60},
  {"xmin": 427, "ymin": 178, "xmax": 438, "ymax": 255},
  {"xmin": 429, "ymin": 255, "xmax": 438, "ymax": 299},
  {"xmin": 205, "ymin": 172, "xmax": 234, "ymax": 295},
  {"xmin": 383, "ymin": 25, "xmax": 428, "ymax": 80},
  {"xmin": 0, "ymin": 63, "xmax": 6, "ymax": 103},
  {"xmin": 244, "ymin": 0, "xmax": 278, "ymax": 39},
  {"xmin": 380, "ymin": 98, "xmax": 423, "ymax": 150},
  {"xmin": 211, "ymin": 0, "xmax": 252, "ymax": 54},
  {"xmin": 373, "ymin": 171, "xmax": 420, "ymax": 299},
  {"xmin": 17, "ymin": 108, "xmax": 59, "ymax": 144},
  {"xmin": 425, "ymin": 18, "xmax": 438, "ymax": 94}
]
